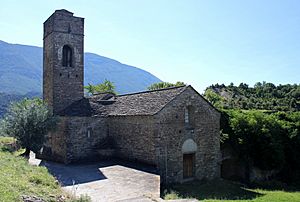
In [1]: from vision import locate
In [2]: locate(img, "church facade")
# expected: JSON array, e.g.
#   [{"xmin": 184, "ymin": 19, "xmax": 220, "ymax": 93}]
[{"xmin": 40, "ymin": 9, "xmax": 221, "ymax": 184}]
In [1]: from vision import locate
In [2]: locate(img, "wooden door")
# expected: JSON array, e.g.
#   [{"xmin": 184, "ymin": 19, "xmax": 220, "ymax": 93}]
[{"xmin": 183, "ymin": 153, "xmax": 195, "ymax": 178}]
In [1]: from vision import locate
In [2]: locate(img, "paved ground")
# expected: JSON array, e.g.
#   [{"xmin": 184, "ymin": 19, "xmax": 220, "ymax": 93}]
[
  {"xmin": 29, "ymin": 153, "xmax": 197, "ymax": 202},
  {"xmin": 30, "ymin": 153, "xmax": 160, "ymax": 201}
]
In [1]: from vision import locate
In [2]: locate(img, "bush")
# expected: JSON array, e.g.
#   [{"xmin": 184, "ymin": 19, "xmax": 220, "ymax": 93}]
[
  {"xmin": 221, "ymin": 110, "xmax": 300, "ymax": 183},
  {"xmin": 0, "ymin": 98, "xmax": 57, "ymax": 156}
]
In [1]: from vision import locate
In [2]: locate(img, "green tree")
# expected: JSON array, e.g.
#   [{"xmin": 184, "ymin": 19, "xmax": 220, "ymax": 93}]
[
  {"xmin": 147, "ymin": 81, "xmax": 185, "ymax": 90},
  {"xmin": 0, "ymin": 98, "xmax": 57, "ymax": 156},
  {"xmin": 254, "ymin": 82, "xmax": 262, "ymax": 88},
  {"xmin": 227, "ymin": 110, "xmax": 291, "ymax": 168},
  {"xmin": 203, "ymin": 88, "xmax": 224, "ymax": 109},
  {"xmin": 84, "ymin": 79, "xmax": 116, "ymax": 95},
  {"xmin": 84, "ymin": 83, "xmax": 96, "ymax": 95}
]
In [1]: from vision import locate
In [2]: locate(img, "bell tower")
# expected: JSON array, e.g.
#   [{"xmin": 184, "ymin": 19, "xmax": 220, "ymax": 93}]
[{"xmin": 43, "ymin": 9, "xmax": 84, "ymax": 114}]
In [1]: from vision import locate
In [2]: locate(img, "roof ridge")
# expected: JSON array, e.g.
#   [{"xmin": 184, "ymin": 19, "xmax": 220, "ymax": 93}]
[{"xmin": 117, "ymin": 85, "xmax": 188, "ymax": 97}]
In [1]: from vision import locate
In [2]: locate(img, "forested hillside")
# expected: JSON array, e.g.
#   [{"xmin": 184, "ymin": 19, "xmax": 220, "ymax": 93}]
[
  {"xmin": 204, "ymin": 82, "xmax": 300, "ymax": 185},
  {"xmin": 204, "ymin": 82, "xmax": 300, "ymax": 111}
]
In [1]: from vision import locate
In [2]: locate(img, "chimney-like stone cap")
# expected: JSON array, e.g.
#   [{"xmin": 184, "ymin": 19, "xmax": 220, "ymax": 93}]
[{"xmin": 54, "ymin": 9, "xmax": 74, "ymax": 16}]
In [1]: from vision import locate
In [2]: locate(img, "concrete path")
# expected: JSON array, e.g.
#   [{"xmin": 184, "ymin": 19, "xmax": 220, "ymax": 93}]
[
  {"xmin": 30, "ymin": 152, "xmax": 160, "ymax": 201},
  {"xmin": 29, "ymin": 152, "xmax": 196, "ymax": 202},
  {"xmin": 59, "ymin": 163, "xmax": 160, "ymax": 201}
]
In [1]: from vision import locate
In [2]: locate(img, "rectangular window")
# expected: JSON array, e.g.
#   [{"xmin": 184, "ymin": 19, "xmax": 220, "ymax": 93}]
[
  {"xmin": 87, "ymin": 127, "xmax": 92, "ymax": 138},
  {"xmin": 185, "ymin": 106, "xmax": 195, "ymax": 128},
  {"xmin": 185, "ymin": 107, "xmax": 189, "ymax": 123}
]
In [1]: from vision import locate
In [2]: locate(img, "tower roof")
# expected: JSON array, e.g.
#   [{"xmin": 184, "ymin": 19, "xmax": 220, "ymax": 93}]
[{"xmin": 54, "ymin": 9, "xmax": 74, "ymax": 16}]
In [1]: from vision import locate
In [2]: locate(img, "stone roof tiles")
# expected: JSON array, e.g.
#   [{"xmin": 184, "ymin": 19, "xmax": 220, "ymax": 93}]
[
  {"xmin": 108, "ymin": 85, "xmax": 187, "ymax": 116},
  {"xmin": 59, "ymin": 85, "xmax": 187, "ymax": 117}
]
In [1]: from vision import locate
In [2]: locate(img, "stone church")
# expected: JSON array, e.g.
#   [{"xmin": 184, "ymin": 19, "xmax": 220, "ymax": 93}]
[{"xmin": 40, "ymin": 9, "xmax": 221, "ymax": 184}]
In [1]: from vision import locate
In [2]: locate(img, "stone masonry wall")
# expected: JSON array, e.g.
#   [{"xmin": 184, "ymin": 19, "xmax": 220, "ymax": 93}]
[
  {"xmin": 37, "ymin": 117, "xmax": 68, "ymax": 163},
  {"xmin": 43, "ymin": 10, "xmax": 84, "ymax": 114},
  {"xmin": 155, "ymin": 86, "xmax": 221, "ymax": 184},
  {"xmin": 108, "ymin": 116, "xmax": 157, "ymax": 165},
  {"xmin": 65, "ymin": 116, "xmax": 107, "ymax": 163},
  {"xmin": 39, "ymin": 116, "xmax": 108, "ymax": 163}
]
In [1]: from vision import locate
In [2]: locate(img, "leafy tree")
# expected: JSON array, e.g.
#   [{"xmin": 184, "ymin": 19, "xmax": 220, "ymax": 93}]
[
  {"xmin": 238, "ymin": 83, "xmax": 249, "ymax": 90},
  {"xmin": 291, "ymin": 87, "xmax": 300, "ymax": 99},
  {"xmin": 220, "ymin": 110, "xmax": 300, "ymax": 183},
  {"xmin": 254, "ymin": 82, "xmax": 262, "ymax": 88},
  {"xmin": 147, "ymin": 81, "xmax": 186, "ymax": 90},
  {"xmin": 84, "ymin": 79, "xmax": 116, "ymax": 95},
  {"xmin": 206, "ymin": 81, "xmax": 300, "ymax": 183},
  {"xmin": 0, "ymin": 98, "xmax": 57, "ymax": 156},
  {"xmin": 227, "ymin": 111, "xmax": 286, "ymax": 169},
  {"xmin": 203, "ymin": 89, "xmax": 224, "ymax": 109},
  {"xmin": 84, "ymin": 83, "xmax": 96, "ymax": 95}
]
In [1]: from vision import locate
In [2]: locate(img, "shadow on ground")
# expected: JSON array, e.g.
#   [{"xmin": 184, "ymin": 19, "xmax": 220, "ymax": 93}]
[
  {"xmin": 163, "ymin": 179, "xmax": 263, "ymax": 200},
  {"xmin": 248, "ymin": 180, "xmax": 300, "ymax": 192},
  {"xmin": 39, "ymin": 159, "xmax": 158, "ymax": 186},
  {"xmin": 39, "ymin": 161, "xmax": 110, "ymax": 186},
  {"xmin": 37, "ymin": 158, "xmax": 160, "ymax": 201}
]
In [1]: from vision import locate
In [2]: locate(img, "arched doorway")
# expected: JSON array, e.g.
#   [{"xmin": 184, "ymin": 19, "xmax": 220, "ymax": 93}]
[{"xmin": 182, "ymin": 139, "xmax": 197, "ymax": 179}]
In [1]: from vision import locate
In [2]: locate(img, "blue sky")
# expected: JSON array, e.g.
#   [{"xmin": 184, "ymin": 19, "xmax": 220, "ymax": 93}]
[{"xmin": 0, "ymin": 0, "xmax": 299, "ymax": 92}]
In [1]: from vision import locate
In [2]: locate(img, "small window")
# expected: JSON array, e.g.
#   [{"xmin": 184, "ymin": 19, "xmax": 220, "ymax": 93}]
[
  {"xmin": 185, "ymin": 107, "xmax": 189, "ymax": 124},
  {"xmin": 185, "ymin": 106, "xmax": 195, "ymax": 128},
  {"xmin": 62, "ymin": 45, "xmax": 72, "ymax": 67},
  {"xmin": 87, "ymin": 127, "xmax": 92, "ymax": 138}
]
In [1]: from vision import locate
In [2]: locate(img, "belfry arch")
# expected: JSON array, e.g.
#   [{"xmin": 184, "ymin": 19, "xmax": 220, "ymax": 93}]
[{"xmin": 62, "ymin": 45, "xmax": 72, "ymax": 67}]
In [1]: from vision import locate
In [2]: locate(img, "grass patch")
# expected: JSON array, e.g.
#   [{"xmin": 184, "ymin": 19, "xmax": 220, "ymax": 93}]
[
  {"xmin": 0, "ymin": 136, "xmax": 15, "ymax": 145},
  {"xmin": 0, "ymin": 136, "xmax": 15, "ymax": 151},
  {"xmin": 0, "ymin": 136, "xmax": 92, "ymax": 202},
  {"xmin": 163, "ymin": 179, "xmax": 300, "ymax": 202},
  {"xmin": 0, "ymin": 147, "xmax": 63, "ymax": 201}
]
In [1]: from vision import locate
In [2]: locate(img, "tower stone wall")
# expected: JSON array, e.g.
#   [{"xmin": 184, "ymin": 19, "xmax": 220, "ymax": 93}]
[{"xmin": 43, "ymin": 9, "xmax": 84, "ymax": 114}]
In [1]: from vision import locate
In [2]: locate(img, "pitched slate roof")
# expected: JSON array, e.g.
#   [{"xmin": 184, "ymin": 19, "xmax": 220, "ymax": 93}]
[
  {"xmin": 59, "ymin": 85, "xmax": 188, "ymax": 117},
  {"xmin": 108, "ymin": 85, "xmax": 187, "ymax": 116}
]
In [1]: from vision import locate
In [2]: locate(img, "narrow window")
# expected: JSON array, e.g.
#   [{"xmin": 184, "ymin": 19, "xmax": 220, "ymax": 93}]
[
  {"xmin": 185, "ymin": 106, "xmax": 195, "ymax": 128},
  {"xmin": 87, "ymin": 127, "xmax": 92, "ymax": 138},
  {"xmin": 185, "ymin": 107, "xmax": 189, "ymax": 124},
  {"xmin": 62, "ymin": 45, "xmax": 72, "ymax": 67}
]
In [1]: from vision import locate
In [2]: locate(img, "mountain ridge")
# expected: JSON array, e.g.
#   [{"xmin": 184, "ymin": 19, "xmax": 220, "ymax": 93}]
[{"xmin": 0, "ymin": 40, "xmax": 161, "ymax": 95}]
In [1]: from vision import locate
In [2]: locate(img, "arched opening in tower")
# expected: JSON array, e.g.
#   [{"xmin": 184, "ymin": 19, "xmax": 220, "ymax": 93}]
[{"xmin": 62, "ymin": 45, "xmax": 72, "ymax": 67}]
